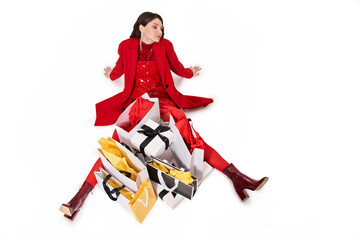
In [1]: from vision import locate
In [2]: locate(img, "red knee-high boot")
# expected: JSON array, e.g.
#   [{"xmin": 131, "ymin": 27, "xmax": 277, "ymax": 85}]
[
  {"xmin": 222, "ymin": 163, "xmax": 268, "ymax": 201},
  {"xmin": 59, "ymin": 158, "xmax": 104, "ymax": 221},
  {"xmin": 203, "ymin": 141, "xmax": 268, "ymax": 201}
]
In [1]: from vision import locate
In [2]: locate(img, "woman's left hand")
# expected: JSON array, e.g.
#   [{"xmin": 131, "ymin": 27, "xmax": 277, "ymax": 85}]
[{"xmin": 190, "ymin": 66, "xmax": 201, "ymax": 77}]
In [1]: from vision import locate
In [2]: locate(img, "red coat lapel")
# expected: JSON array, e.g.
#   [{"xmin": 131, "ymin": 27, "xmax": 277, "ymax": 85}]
[{"xmin": 153, "ymin": 41, "xmax": 166, "ymax": 85}]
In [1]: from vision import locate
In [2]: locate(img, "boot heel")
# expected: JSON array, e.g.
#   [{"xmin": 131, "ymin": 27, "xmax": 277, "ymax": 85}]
[
  {"xmin": 64, "ymin": 210, "xmax": 80, "ymax": 222},
  {"xmin": 59, "ymin": 204, "xmax": 72, "ymax": 216},
  {"xmin": 254, "ymin": 177, "xmax": 269, "ymax": 191},
  {"xmin": 236, "ymin": 188, "xmax": 249, "ymax": 201}
]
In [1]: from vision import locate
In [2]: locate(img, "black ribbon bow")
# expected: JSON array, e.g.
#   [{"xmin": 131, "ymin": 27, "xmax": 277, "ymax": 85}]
[{"xmin": 137, "ymin": 124, "xmax": 171, "ymax": 156}]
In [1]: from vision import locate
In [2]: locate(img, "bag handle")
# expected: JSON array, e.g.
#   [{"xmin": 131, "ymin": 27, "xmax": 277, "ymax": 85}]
[
  {"xmin": 159, "ymin": 189, "xmax": 177, "ymax": 200},
  {"xmin": 121, "ymin": 142, "xmax": 132, "ymax": 151},
  {"xmin": 157, "ymin": 171, "xmax": 179, "ymax": 192},
  {"xmin": 103, "ymin": 174, "xmax": 126, "ymax": 201},
  {"xmin": 136, "ymin": 187, "xmax": 149, "ymax": 207},
  {"xmin": 119, "ymin": 170, "xmax": 131, "ymax": 178}
]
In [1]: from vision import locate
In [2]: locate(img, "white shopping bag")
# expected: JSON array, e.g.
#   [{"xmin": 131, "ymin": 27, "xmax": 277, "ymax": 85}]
[
  {"xmin": 98, "ymin": 139, "xmax": 150, "ymax": 193},
  {"xmin": 168, "ymin": 115, "xmax": 213, "ymax": 182},
  {"xmin": 94, "ymin": 167, "xmax": 157, "ymax": 223},
  {"xmin": 94, "ymin": 167, "xmax": 135, "ymax": 210},
  {"xmin": 114, "ymin": 93, "xmax": 161, "ymax": 150}
]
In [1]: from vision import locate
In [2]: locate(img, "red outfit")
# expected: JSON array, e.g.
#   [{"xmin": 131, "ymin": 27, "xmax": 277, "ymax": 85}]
[
  {"xmin": 127, "ymin": 61, "xmax": 177, "ymax": 116},
  {"xmin": 60, "ymin": 40, "xmax": 266, "ymax": 219},
  {"xmin": 95, "ymin": 38, "xmax": 213, "ymax": 126},
  {"xmin": 121, "ymin": 41, "xmax": 179, "ymax": 119},
  {"xmin": 97, "ymin": 38, "xmax": 228, "ymax": 172}
]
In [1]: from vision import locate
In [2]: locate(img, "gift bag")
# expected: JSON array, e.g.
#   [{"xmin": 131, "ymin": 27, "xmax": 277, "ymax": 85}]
[
  {"xmin": 98, "ymin": 137, "xmax": 150, "ymax": 193},
  {"xmin": 114, "ymin": 93, "xmax": 161, "ymax": 150},
  {"xmin": 168, "ymin": 115, "xmax": 213, "ymax": 182},
  {"xmin": 94, "ymin": 167, "xmax": 156, "ymax": 223},
  {"xmin": 142, "ymin": 115, "xmax": 213, "ymax": 208},
  {"xmin": 129, "ymin": 180, "xmax": 157, "ymax": 223},
  {"xmin": 95, "ymin": 167, "xmax": 134, "ymax": 209},
  {"xmin": 146, "ymin": 156, "xmax": 198, "ymax": 200}
]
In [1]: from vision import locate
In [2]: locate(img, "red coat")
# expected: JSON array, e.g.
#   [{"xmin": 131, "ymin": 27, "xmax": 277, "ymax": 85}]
[{"xmin": 95, "ymin": 37, "xmax": 213, "ymax": 126}]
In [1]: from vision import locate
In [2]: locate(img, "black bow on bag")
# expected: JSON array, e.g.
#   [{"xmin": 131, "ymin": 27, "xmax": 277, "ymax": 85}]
[{"xmin": 137, "ymin": 124, "xmax": 171, "ymax": 156}]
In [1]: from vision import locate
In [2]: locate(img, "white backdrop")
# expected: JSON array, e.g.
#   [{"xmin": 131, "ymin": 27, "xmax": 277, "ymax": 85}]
[{"xmin": 1, "ymin": 0, "xmax": 360, "ymax": 239}]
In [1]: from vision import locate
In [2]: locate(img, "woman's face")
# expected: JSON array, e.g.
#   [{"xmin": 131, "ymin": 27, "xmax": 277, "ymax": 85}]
[{"xmin": 140, "ymin": 18, "xmax": 163, "ymax": 44}]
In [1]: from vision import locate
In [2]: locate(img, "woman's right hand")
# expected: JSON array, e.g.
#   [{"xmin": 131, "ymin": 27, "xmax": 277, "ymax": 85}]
[
  {"xmin": 104, "ymin": 66, "xmax": 112, "ymax": 78},
  {"xmin": 190, "ymin": 66, "xmax": 201, "ymax": 77}
]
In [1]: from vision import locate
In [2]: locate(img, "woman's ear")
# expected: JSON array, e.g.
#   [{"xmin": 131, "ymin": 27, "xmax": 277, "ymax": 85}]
[{"xmin": 139, "ymin": 25, "xmax": 144, "ymax": 32}]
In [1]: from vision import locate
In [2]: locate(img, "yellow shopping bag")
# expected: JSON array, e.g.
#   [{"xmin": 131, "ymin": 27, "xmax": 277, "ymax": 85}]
[
  {"xmin": 98, "ymin": 137, "xmax": 138, "ymax": 181},
  {"xmin": 129, "ymin": 180, "xmax": 157, "ymax": 223}
]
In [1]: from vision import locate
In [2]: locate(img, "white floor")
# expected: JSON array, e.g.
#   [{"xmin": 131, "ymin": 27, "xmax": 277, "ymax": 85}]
[{"xmin": 1, "ymin": 0, "xmax": 360, "ymax": 239}]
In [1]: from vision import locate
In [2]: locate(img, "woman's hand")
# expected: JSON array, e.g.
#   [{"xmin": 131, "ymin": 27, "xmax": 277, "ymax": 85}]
[
  {"xmin": 190, "ymin": 66, "xmax": 201, "ymax": 77},
  {"xmin": 104, "ymin": 66, "xmax": 112, "ymax": 78}
]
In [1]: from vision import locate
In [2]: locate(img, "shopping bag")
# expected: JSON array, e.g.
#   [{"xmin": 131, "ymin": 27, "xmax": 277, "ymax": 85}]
[
  {"xmin": 94, "ymin": 167, "xmax": 135, "ymax": 210},
  {"xmin": 98, "ymin": 137, "xmax": 149, "ymax": 193},
  {"xmin": 168, "ymin": 115, "xmax": 213, "ymax": 181},
  {"xmin": 114, "ymin": 93, "xmax": 161, "ymax": 150},
  {"xmin": 129, "ymin": 180, "xmax": 157, "ymax": 223},
  {"xmin": 146, "ymin": 156, "xmax": 198, "ymax": 200},
  {"xmin": 94, "ymin": 167, "xmax": 156, "ymax": 223},
  {"xmin": 141, "ymin": 115, "xmax": 213, "ymax": 208}
]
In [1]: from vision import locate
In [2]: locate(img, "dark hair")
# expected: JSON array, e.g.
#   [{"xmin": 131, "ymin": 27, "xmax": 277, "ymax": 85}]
[{"xmin": 130, "ymin": 12, "xmax": 164, "ymax": 38}]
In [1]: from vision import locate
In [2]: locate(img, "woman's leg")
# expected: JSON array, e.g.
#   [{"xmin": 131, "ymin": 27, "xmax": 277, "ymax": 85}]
[
  {"xmin": 60, "ymin": 158, "xmax": 104, "ymax": 221},
  {"xmin": 164, "ymin": 107, "xmax": 268, "ymax": 201},
  {"xmin": 202, "ymin": 140, "xmax": 268, "ymax": 201},
  {"xmin": 202, "ymin": 141, "xmax": 229, "ymax": 172}
]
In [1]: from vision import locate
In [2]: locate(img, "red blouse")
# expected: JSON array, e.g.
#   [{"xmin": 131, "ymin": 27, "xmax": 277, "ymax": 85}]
[{"xmin": 138, "ymin": 42, "xmax": 155, "ymax": 61}]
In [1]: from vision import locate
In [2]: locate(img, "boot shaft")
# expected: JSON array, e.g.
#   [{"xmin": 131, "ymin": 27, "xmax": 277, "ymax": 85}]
[{"xmin": 223, "ymin": 163, "xmax": 268, "ymax": 191}]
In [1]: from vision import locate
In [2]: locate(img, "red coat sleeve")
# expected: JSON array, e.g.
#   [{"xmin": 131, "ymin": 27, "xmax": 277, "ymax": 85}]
[
  {"xmin": 109, "ymin": 42, "xmax": 125, "ymax": 80},
  {"xmin": 165, "ymin": 40, "xmax": 194, "ymax": 79}
]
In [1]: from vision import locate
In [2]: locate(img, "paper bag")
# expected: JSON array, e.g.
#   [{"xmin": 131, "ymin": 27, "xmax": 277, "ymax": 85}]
[
  {"xmin": 168, "ymin": 115, "xmax": 213, "ymax": 182},
  {"xmin": 98, "ymin": 138, "xmax": 149, "ymax": 193},
  {"xmin": 114, "ymin": 93, "xmax": 161, "ymax": 150},
  {"xmin": 95, "ymin": 168, "xmax": 156, "ymax": 223},
  {"xmin": 94, "ymin": 167, "xmax": 135, "ymax": 210},
  {"xmin": 146, "ymin": 157, "xmax": 198, "ymax": 200},
  {"xmin": 129, "ymin": 180, "xmax": 157, "ymax": 223}
]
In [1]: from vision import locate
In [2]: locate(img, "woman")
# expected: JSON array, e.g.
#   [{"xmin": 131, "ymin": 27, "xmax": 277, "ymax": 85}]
[{"xmin": 60, "ymin": 12, "xmax": 268, "ymax": 221}]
